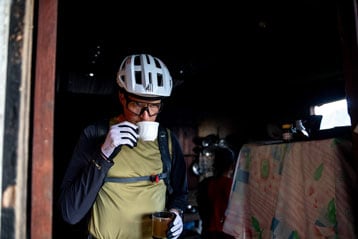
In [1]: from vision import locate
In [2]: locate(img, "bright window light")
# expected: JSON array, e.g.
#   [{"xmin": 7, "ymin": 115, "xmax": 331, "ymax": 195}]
[{"xmin": 313, "ymin": 99, "xmax": 351, "ymax": 130}]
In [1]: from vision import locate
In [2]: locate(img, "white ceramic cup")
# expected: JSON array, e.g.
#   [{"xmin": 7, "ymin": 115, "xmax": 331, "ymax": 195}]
[{"xmin": 137, "ymin": 121, "xmax": 159, "ymax": 141}]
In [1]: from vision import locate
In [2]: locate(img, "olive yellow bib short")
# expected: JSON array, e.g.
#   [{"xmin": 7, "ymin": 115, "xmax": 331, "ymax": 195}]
[{"xmin": 89, "ymin": 139, "xmax": 167, "ymax": 239}]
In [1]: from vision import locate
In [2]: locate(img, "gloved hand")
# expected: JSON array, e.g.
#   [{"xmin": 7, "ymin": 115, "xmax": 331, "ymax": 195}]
[
  {"xmin": 101, "ymin": 121, "xmax": 139, "ymax": 158},
  {"xmin": 167, "ymin": 209, "xmax": 183, "ymax": 239}
]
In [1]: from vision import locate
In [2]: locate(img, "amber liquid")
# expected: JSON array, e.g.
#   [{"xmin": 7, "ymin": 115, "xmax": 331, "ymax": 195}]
[{"xmin": 152, "ymin": 216, "xmax": 172, "ymax": 239}]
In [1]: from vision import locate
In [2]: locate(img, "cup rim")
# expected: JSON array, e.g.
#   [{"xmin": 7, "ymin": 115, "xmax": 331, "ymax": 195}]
[
  {"xmin": 137, "ymin": 121, "xmax": 159, "ymax": 126},
  {"xmin": 152, "ymin": 211, "xmax": 175, "ymax": 219}
]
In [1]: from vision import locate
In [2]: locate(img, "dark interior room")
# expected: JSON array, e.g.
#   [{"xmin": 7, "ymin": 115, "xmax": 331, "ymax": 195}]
[
  {"xmin": 55, "ymin": 0, "xmax": 346, "ymax": 125},
  {"xmin": 52, "ymin": 1, "xmax": 353, "ymax": 238}
]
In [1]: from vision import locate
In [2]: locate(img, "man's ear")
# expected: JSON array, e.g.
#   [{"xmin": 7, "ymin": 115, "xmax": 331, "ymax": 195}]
[{"xmin": 119, "ymin": 92, "xmax": 125, "ymax": 103}]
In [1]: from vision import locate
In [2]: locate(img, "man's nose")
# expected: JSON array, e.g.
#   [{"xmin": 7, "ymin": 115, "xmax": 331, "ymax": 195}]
[{"xmin": 139, "ymin": 107, "xmax": 151, "ymax": 120}]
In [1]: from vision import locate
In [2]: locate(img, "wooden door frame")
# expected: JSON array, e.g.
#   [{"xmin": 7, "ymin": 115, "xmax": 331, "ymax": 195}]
[{"xmin": 31, "ymin": 0, "xmax": 57, "ymax": 238}]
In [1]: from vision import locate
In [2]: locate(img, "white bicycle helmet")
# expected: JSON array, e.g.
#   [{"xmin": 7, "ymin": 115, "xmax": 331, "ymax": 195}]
[{"xmin": 117, "ymin": 54, "xmax": 173, "ymax": 98}]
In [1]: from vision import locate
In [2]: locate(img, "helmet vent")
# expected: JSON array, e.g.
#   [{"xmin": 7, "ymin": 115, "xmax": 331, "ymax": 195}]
[
  {"xmin": 135, "ymin": 71, "xmax": 142, "ymax": 84},
  {"xmin": 149, "ymin": 73, "xmax": 152, "ymax": 83},
  {"xmin": 147, "ymin": 73, "xmax": 153, "ymax": 92},
  {"xmin": 157, "ymin": 74, "xmax": 163, "ymax": 87},
  {"xmin": 134, "ymin": 55, "xmax": 141, "ymax": 65},
  {"xmin": 154, "ymin": 58, "xmax": 161, "ymax": 68}
]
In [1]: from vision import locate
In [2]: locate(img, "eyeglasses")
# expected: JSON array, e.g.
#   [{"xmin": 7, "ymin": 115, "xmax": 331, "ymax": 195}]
[{"xmin": 125, "ymin": 95, "xmax": 162, "ymax": 117}]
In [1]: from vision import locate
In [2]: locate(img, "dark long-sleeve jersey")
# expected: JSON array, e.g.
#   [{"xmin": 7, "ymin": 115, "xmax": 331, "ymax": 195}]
[{"xmin": 58, "ymin": 118, "xmax": 188, "ymax": 225}]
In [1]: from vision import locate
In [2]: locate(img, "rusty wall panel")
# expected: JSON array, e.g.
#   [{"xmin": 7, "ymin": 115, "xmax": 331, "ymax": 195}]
[
  {"xmin": 338, "ymin": 0, "xmax": 358, "ymax": 172},
  {"xmin": 337, "ymin": 1, "xmax": 358, "ymax": 233},
  {"xmin": 171, "ymin": 126, "xmax": 199, "ymax": 189}
]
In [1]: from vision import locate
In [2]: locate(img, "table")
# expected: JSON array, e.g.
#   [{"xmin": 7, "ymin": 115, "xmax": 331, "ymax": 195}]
[{"xmin": 223, "ymin": 138, "xmax": 357, "ymax": 238}]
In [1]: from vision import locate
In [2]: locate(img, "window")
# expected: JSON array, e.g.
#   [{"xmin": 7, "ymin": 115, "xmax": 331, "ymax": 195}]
[{"xmin": 312, "ymin": 99, "xmax": 351, "ymax": 130}]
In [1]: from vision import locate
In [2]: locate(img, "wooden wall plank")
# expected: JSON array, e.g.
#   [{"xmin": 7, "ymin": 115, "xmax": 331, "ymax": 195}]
[{"xmin": 31, "ymin": 0, "xmax": 57, "ymax": 238}]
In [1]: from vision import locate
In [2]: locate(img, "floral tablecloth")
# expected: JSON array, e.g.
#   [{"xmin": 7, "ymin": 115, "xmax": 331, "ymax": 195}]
[{"xmin": 223, "ymin": 138, "xmax": 357, "ymax": 239}]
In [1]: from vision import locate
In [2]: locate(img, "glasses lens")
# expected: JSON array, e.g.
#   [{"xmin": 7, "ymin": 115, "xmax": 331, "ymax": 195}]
[{"xmin": 127, "ymin": 101, "xmax": 161, "ymax": 116}]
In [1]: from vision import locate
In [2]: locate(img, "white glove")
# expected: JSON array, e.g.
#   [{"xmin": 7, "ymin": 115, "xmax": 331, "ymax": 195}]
[
  {"xmin": 167, "ymin": 209, "xmax": 183, "ymax": 239},
  {"xmin": 101, "ymin": 121, "xmax": 139, "ymax": 158}
]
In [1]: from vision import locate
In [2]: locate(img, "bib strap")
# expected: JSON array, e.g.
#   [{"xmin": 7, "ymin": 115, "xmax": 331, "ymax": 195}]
[{"xmin": 104, "ymin": 173, "xmax": 168, "ymax": 183}]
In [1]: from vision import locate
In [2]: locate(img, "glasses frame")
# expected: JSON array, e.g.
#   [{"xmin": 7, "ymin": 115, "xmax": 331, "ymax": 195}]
[{"xmin": 124, "ymin": 94, "xmax": 163, "ymax": 117}]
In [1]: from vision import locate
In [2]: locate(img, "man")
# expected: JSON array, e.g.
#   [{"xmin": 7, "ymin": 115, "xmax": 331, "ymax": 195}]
[{"xmin": 59, "ymin": 54, "xmax": 188, "ymax": 239}]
